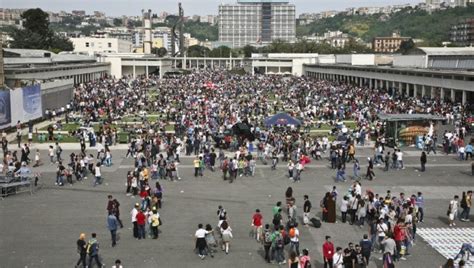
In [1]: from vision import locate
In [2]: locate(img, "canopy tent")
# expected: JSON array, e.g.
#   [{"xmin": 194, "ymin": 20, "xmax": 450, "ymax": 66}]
[
  {"xmin": 264, "ymin": 113, "xmax": 302, "ymax": 127},
  {"xmin": 232, "ymin": 122, "xmax": 255, "ymax": 141}
]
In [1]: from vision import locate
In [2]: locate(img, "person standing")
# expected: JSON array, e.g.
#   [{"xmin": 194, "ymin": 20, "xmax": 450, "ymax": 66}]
[
  {"xmin": 416, "ymin": 192, "xmax": 425, "ymax": 223},
  {"xmin": 300, "ymin": 248, "xmax": 311, "ymax": 268},
  {"xmin": 420, "ymin": 151, "xmax": 427, "ymax": 172},
  {"xmin": 130, "ymin": 203, "xmax": 139, "ymax": 239},
  {"xmin": 381, "ymin": 234, "xmax": 396, "ymax": 267},
  {"xmin": 55, "ymin": 142, "xmax": 63, "ymax": 162},
  {"xmin": 193, "ymin": 156, "xmax": 200, "ymax": 177},
  {"xmin": 93, "ymin": 163, "xmax": 102, "ymax": 187},
  {"xmin": 303, "ymin": 195, "xmax": 312, "ymax": 226},
  {"xmin": 359, "ymin": 234, "xmax": 372, "ymax": 266},
  {"xmin": 460, "ymin": 191, "xmax": 472, "ymax": 222},
  {"xmin": 136, "ymin": 209, "xmax": 146, "ymax": 239},
  {"xmin": 150, "ymin": 209, "xmax": 160, "ymax": 239},
  {"xmin": 75, "ymin": 233, "xmax": 87, "ymax": 268},
  {"xmin": 288, "ymin": 251, "xmax": 300, "ymax": 268},
  {"xmin": 448, "ymin": 195, "xmax": 459, "ymax": 227},
  {"xmin": 322, "ymin": 235, "xmax": 334, "ymax": 268},
  {"xmin": 107, "ymin": 212, "xmax": 119, "ymax": 247},
  {"xmin": 289, "ymin": 223, "xmax": 300, "ymax": 256},
  {"xmin": 332, "ymin": 247, "xmax": 344, "ymax": 268},
  {"xmin": 87, "ymin": 233, "xmax": 104, "ymax": 268},
  {"xmin": 251, "ymin": 209, "xmax": 263, "ymax": 241}
]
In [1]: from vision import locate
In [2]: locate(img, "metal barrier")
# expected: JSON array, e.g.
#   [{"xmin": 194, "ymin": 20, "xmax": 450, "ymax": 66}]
[{"xmin": 0, "ymin": 175, "xmax": 34, "ymax": 199}]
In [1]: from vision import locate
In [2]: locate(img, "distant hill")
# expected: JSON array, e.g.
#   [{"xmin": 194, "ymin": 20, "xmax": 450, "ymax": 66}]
[{"xmin": 297, "ymin": 6, "xmax": 474, "ymax": 46}]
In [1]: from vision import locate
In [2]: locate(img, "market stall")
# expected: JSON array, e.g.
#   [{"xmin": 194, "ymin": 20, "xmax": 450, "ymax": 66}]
[{"xmin": 378, "ymin": 113, "xmax": 446, "ymax": 147}]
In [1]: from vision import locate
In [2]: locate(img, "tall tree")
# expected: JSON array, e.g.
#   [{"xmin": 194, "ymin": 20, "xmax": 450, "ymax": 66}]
[{"xmin": 8, "ymin": 8, "xmax": 73, "ymax": 52}]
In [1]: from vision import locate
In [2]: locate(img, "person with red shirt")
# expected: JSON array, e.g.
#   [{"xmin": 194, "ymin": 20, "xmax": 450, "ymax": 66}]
[
  {"xmin": 323, "ymin": 235, "xmax": 334, "ymax": 268},
  {"xmin": 136, "ymin": 209, "xmax": 146, "ymax": 240},
  {"xmin": 251, "ymin": 209, "xmax": 263, "ymax": 241},
  {"xmin": 393, "ymin": 219, "xmax": 406, "ymax": 261}
]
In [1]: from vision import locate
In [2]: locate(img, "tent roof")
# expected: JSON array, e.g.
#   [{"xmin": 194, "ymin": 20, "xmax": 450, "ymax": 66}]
[{"xmin": 265, "ymin": 112, "xmax": 302, "ymax": 126}]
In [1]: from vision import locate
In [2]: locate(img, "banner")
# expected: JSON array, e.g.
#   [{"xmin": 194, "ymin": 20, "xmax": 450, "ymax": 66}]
[
  {"xmin": 0, "ymin": 90, "xmax": 11, "ymax": 129},
  {"xmin": 22, "ymin": 84, "xmax": 43, "ymax": 121}
]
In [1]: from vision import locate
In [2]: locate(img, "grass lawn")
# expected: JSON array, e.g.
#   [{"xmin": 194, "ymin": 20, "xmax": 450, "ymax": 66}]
[
  {"xmin": 165, "ymin": 124, "xmax": 174, "ymax": 131},
  {"xmin": 22, "ymin": 134, "xmax": 79, "ymax": 143}
]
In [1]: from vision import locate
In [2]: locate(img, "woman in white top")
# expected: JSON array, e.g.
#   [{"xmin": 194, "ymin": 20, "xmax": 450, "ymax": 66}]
[
  {"xmin": 287, "ymin": 160, "xmax": 294, "ymax": 180},
  {"xmin": 332, "ymin": 247, "xmax": 344, "ymax": 268},
  {"xmin": 448, "ymin": 195, "xmax": 459, "ymax": 227},
  {"xmin": 220, "ymin": 220, "xmax": 233, "ymax": 254}
]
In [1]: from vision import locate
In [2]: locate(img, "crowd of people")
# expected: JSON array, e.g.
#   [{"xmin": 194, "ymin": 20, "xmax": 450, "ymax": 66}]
[{"xmin": 1, "ymin": 69, "xmax": 472, "ymax": 267}]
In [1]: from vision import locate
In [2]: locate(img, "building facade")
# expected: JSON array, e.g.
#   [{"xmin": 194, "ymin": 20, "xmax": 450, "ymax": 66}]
[
  {"xmin": 373, "ymin": 33, "xmax": 411, "ymax": 53},
  {"xmin": 450, "ymin": 18, "xmax": 474, "ymax": 47},
  {"xmin": 71, "ymin": 37, "xmax": 133, "ymax": 55},
  {"xmin": 218, "ymin": 0, "xmax": 296, "ymax": 48}
]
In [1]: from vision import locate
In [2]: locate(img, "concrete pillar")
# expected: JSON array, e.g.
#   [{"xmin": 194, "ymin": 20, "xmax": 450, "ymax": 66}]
[
  {"xmin": 405, "ymin": 83, "xmax": 410, "ymax": 97},
  {"xmin": 359, "ymin": 77, "xmax": 363, "ymax": 87},
  {"xmin": 146, "ymin": 65, "xmax": 149, "ymax": 78},
  {"xmin": 462, "ymin": 91, "xmax": 467, "ymax": 105},
  {"xmin": 374, "ymin": 79, "xmax": 378, "ymax": 89},
  {"xmin": 421, "ymin": 85, "xmax": 426, "ymax": 97},
  {"xmin": 133, "ymin": 64, "xmax": 136, "ymax": 78},
  {"xmin": 440, "ymin": 88, "xmax": 445, "ymax": 100},
  {"xmin": 413, "ymin": 84, "xmax": 417, "ymax": 97},
  {"xmin": 386, "ymin": 80, "xmax": 389, "ymax": 90},
  {"xmin": 451, "ymin": 89, "xmax": 455, "ymax": 102},
  {"xmin": 369, "ymin": 79, "xmax": 373, "ymax": 89},
  {"xmin": 430, "ymin": 87, "xmax": 435, "ymax": 98}
]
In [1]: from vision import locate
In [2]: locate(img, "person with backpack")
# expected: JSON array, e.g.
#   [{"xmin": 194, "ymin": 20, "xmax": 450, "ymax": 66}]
[
  {"xmin": 289, "ymin": 222, "xmax": 300, "ymax": 256},
  {"xmin": 272, "ymin": 208, "xmax": 283, "ymax": 231},
  {"xmin": 262, "ymin": 224, "xmax": 273, "ymax": 263},
  {"xmin": 303, "ymin": 195, "xmax": 312, "ymax": 226},
  {"xmin": 271, "ymin": 228, "xmax": 285, "ymax": 265},
  {"xmin": 299, "ymin": 248, "xmax": 311, "ymax": 268},
  {"xmin": 86, "ymin": 233, "xmax": 104, "ymax": 268},
  {"xmin": 76, "ymin": 233, "xmax": 87, "ymax": 268},
  {"xmin": 220, "ymin": 220, "xmax": 233, "ymax": 254}
]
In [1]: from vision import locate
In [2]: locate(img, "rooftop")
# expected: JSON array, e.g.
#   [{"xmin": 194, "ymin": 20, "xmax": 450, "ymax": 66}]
[{"xmin": 417, "ymin": 47, "xmax": 474, "ymax": 56}]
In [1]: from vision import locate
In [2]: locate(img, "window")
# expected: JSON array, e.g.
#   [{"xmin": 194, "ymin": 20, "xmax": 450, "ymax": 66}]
[
  {"xmin": 85, "ymin": 42, "xmax": 89, "ymax": 47},
  {"xmin": 108, "ymin": 42, "xmax": 112, "ymax": 48}
]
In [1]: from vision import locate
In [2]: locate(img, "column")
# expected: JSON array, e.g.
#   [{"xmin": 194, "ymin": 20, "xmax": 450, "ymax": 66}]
[
  {"xmin": 374, "ymin": 79, "xmax": 378, "ymax": 89},
  {"xmin": 431, "ymin": 87, "xmax": 435, "ymax": 98},
  {"xmin": 133, "ymin": 64, "xmax": 136, "ymax": 78},
  {"xmin": 413, "ymin": 85, "xmax": 417, "ymax": 97},
  {"xmin": 462, "ymin": 91, "xmax": 467, "ymax": 105},
  {"xmin": 421, "ymin": 85, "xmax": 426, "ymax": 97},
  {"xmin": 440, "ymin": 88, "xmax": 445, "ymax": 100},
  {"xmin": 359, "ymin": 77, "xmax": 363, "ymax": 87},
  {"xmin": 386, "ymin": 80, "xmax": 389, "ymax": 90},
  {"xmin": 450, "ymin": 89, "xmax": 455, "ymax": 102},
  {"xmin": 406, "ymin": 84, "xmax": 410, "ymax": 97},
  {"xmin": 369, "ymin": 79, "xmax": 373, "ymax": 89},
  {"xmin": 145, "ymin": 65, "xmax": 149, "ymax": 78}
]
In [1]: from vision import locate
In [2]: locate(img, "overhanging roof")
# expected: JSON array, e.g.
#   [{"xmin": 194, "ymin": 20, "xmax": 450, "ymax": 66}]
[{"xmin": 378, "ymin": 113, "xmax": 446, "ymax": 122}]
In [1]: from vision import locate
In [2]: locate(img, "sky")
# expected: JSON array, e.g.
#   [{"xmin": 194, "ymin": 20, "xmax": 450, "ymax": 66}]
[{"xmin": 2, "ymin": 0, "xmax": 421, "ymax": 16}]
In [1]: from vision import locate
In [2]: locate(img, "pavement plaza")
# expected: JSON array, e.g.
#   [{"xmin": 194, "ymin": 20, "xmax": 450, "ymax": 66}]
[{"xmin": 0, "ymin": 146, "xmax": 473, "ymax": 268}]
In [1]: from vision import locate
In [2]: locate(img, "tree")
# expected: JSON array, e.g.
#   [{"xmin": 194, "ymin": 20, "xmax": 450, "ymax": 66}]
[
  {"xmin": 397, "ymin": 39, "xmax": 416, "ymax": 54},
  {"xmin": 209, "ymin": 46, "xmax": 232, "ymax": 57},
  {"xmin": 242, "ymin": 45, "xmax": 257, "ymax": 57},
  {"xmin": 8, "ymin": 8, "xmax": 73, "ymax": 52},
  {"xmin": 113, "ymin": 18, "xmax": 123, "ymax": 27},
  {"xmin": 152, "ymin": 47, "xmax": 168, "ymax": 57},
  {"xmin": 187, "ymin": 45, "xmax": 210, "ymax": 57}
]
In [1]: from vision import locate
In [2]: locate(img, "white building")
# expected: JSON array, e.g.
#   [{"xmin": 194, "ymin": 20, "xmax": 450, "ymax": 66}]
[
  {"xmin": 219, "ymin": 0, "xmax": 296, "ymax": 48},
  {"xmin": 251, "ymin": 53, "xmax": 318, "ymax": 75},
  {"xmin": 71, "ymin": 37, "xmax": 133, "ymax": 55}
]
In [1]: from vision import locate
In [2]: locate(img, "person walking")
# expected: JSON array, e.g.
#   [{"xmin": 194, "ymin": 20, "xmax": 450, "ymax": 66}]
[
  {"xmin": 86, "ymin": 233, "xmax": 104, "ymax": 268},
  {"xmin": 416, "ymin": 192, "xmax": 425, "ymax": 223},
  {"xmin": 195, "ymin": 223, "xmax": 210, "ymax": 260},
  {"xmin": 220, "ymin": 220, "xmax": 233, "ymax": 254},
  {"xmin": 150, "ymin": 209, "xmax": 160, "ymax": 239},
  {"xmin": 262, "ymin": 224, "xmax": 273, "ymax": 263},
  {"xmin": 251, "ymin": 209, "xmax": 263, "ymax": 241},
  {"xmin": 448, "ymin": 195, "xmax": 459, "ymax": 227},
  {"xmin": 322, "ymin": 235, "xmax": 334, "ymax": 268},
  {"xmin": 107, "ymin": 212, "xmax": 119, "ymax": 247},
  {"xmin": 288, "ymin": 251, "xmax": 300, "ymax": 268},
  {"xmin": 420, "ymin": 151, "xmax": 427, "ymax": 172},
  {"xmin": 353, "ymin": 159, "xmax": 361, "ymax": 180},
  {"xmin": 75, "ymin": 233, "xmax": 87, "ymax": 268}
]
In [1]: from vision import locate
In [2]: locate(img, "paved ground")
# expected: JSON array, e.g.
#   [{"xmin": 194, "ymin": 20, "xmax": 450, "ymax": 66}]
[{"xmin": 0, "ymin": 145, "xmax": 473, "ymax": 268}]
